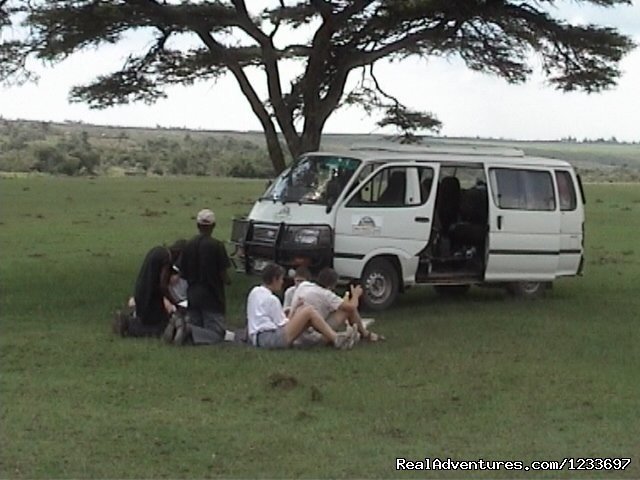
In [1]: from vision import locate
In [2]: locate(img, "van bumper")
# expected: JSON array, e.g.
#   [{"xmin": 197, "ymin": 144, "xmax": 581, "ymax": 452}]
[{"xmin": 230, "ymin": 218, "xmax": 334, "ymax": 274}]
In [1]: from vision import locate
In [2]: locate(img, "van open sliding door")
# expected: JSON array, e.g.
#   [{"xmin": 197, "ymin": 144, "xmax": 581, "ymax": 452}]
[{"xmin": 484, "ymin": 166, "xmax": 561, "ymax": 281}]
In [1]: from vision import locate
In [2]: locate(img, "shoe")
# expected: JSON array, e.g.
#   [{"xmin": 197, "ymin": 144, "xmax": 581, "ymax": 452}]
[
  {"xmin": 347, "ymin": 325, "xmax": 359, "ymax": 348},
  {"xmin": 361, "ymin": 318, "xmax": 375, "ymax": 329},
  {"xmin": 173, "ymin": 318, "xmax": 190, "ymax": 346},
  {"xmin": 362, "ymin": 330, "xmax": 386, "ymax": 342},
  {"xmin": 162, "ymin": 314, "xmax": 177, "ymax": 343},
  {"xmin": 112, "ymin": 310, "xmax": 129, "ymax": 337}
]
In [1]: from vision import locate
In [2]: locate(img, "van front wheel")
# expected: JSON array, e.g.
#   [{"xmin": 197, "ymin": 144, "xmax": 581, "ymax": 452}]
[
  {"xmin": 506, "ymin": 281, "xmax": 546, "ymax": 299},
  {"xmin": 360, "ymin": 258, "xmax": 399, "ymax": 311}
]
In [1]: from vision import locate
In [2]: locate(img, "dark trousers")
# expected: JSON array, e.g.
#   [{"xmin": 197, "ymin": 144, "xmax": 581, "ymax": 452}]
[{"xmin": 187, "ymin": 309, "xmax": 226, "ymax": 345}]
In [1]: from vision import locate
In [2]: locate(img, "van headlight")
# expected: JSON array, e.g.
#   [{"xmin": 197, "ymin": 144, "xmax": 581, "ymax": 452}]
[
  {"xmin": 284, "ymin": 225, "xmax": 331, "ymax": 247},
  {"xmin": 294, "ymin": 228, "xmax": 321, "ymax": 245}
]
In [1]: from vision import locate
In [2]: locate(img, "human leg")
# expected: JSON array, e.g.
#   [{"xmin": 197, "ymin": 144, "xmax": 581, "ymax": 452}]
[
  {"xmin": 176, "ymin": 310, "xmax": 231, "ymax": 345},
  {"xmin": 282, "ymin": 305, "xmax": 335, "ymax": 345},
  {"xmin": 283, "ymin": 306, "xmax": 357, "ymax": 349},
  {"xmin": 326, "ymin": 309, "xmax": 349, "ymax": 330},
  {"xmin": 201, "ymin": 311, "xmax": 227, "ymax": 338},
  {"xmin": 190, "ymin": 324, "xmax": 223, "ymax": 345},
  {"xmin": 187, "ymin": 308, "xmax": 204, "ymax": 328},
  {"xmin": 330, "ymin": 308, "xmax": 384, "ymax": 342}
]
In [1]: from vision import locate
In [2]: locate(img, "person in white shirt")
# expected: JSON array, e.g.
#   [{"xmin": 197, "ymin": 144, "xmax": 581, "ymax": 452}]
[
  {"xmin": 282, "ymin": 266, "xmax": 312, "ymax": 316},
  {"xmin": 290, "ymin": 267, "xmax": 384, "ymax": 342},
  {"xmin": 247, "ymin": 263, "xmax": 358, "ymax": 349}
]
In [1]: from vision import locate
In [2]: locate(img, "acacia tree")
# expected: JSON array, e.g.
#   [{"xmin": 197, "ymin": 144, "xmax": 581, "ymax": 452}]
[{"xmin": 0, "ymin": 0, "xmax": 634, "ymax": 173}]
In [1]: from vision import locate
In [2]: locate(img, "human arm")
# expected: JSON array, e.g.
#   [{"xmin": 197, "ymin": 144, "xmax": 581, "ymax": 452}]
[
  {"xmin": 221, "ymin": 267, "xmax": 231, "ymax": 286},
  {"xmin": 267, "ymin": 295, "xmax": 288, "ymax": 328},
  {"xmin": 337, "ymin": 284, "xmax": 363, "ymax": 313},
  {"xmin": 282, "ymin": 286, "xmax": 295, "ymax": 316},
  {"xmin": 218, "ymin": 242, "xmax": 232, "ymax": 285},
  {"xmin": 159, "ymin": 265, "xmax": 178, "ymax": 313}
]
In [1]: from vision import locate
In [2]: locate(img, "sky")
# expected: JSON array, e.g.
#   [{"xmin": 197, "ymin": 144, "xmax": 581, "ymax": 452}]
[{"xmin": 0, "ymin": 2, "xmax": 639, "ymax": 142}]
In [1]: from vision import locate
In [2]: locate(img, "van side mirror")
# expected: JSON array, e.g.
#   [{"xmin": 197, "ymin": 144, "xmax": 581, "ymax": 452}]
[{"xmin": 326, "ymin": 195, "xmax": 338, "ymax": 213}]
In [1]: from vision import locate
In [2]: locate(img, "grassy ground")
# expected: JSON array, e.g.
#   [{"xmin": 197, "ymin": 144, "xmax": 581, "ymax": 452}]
[{"xmin": 1, "ymin": 177, "xmax": 639, "ymax": 478}]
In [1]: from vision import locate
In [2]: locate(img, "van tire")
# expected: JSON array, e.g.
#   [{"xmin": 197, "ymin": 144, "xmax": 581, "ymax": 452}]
[
  {"xmin": 506, "ymin": 281, "xmax": 546, "ymax": 299},
  {"xmin": 434, "ymin": 285, "xmax": 471, "ymax": 296},
  {"xmin": 360, "ymin": 258, "xmax": 399, "ymax": 311}
]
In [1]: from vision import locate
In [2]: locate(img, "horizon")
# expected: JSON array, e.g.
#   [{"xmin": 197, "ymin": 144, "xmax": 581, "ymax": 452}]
[{"xmin": 2, "ymin": 117, "xmax": 637, "ymax": 145}]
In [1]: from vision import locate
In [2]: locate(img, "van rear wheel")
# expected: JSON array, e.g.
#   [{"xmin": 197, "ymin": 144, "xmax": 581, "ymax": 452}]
[
  {"xmin": 506, "ymin": 281, "xmax": 546, "ymax": 299},
  {"xmin": 360, "ymin": 258, "xmax": 399, "ymax": 311}
]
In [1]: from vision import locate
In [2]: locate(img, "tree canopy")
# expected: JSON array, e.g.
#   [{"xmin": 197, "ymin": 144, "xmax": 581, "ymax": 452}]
[{"xmin": 1, "ymin": 0, "xmax": 635, "ymax": 173}]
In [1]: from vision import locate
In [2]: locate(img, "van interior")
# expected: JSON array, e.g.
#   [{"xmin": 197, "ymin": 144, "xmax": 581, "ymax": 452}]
[{"xmin": 417, "ymin": 164, "xmax": 489, "ymax": 283}]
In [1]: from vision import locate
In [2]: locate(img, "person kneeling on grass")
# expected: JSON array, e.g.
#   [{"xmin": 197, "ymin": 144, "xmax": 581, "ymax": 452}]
[
  {"xmin": 247, "ymin": 263, "xmax": 358, "ymax": 350},
  {"xmin": 113, "ymin": 240, "xmax": 186, "ymax": 338}
]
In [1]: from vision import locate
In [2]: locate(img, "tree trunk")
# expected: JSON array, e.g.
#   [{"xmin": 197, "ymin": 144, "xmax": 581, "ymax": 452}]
[
  {"xmin": 300, "ymin": 126, "xmax": 322, "ymax": 155},
  {"xmin": 262, "ymin": 125, "xmax": 287, "ymax": 174}
]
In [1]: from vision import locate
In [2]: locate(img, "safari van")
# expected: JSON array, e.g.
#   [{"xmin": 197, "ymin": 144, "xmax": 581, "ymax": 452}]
[{"xmin": 230, "ymin": 143, "xmax": 585, "ymax": 310}]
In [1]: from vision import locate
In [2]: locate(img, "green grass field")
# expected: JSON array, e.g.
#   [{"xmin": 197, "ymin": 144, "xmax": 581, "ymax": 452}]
[{"xmin": 1, "ymin": 177, "xmax": 639, "ymax": 478}]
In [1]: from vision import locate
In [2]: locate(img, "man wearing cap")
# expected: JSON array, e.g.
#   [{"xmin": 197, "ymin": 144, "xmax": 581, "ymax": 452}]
[{"xmin": 174, "ymin": 208, "xmax": 232, "ymax": 344}]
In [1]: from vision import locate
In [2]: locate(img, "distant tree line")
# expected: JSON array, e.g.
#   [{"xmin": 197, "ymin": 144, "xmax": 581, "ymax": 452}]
[
  {"xmin": 560, "ymin": 136, "xmax": 637, "ymax": 144},
  {"xmin": 0, "ymin": 120, "xmax": 274, "ymax": 178}
]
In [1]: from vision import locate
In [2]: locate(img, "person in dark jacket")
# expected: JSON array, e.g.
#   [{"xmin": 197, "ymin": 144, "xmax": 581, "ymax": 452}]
[
  {"xmin": 113, "ymin": 240, "xmax": 186, "ymax": 337},
  {"xmin": 170, "ymin": 209, "xmax": 233, "ymax": 345}
]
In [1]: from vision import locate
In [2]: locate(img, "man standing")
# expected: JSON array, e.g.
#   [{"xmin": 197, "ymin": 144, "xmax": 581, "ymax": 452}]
[{"xmin": 175, "ymin": 208, "xmax": 231, "ymax": 344}]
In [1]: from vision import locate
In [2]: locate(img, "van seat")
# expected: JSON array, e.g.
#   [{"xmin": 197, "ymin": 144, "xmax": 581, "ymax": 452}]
[
  {"xmin": 378, "ymin": 171, "xmax": 406, "ymax": 205},
  {"xmin": 435, "ymin": 176, "xmax": 461, "ymax": 231},
  {"xmin": 450, "ymin": 187, "xmax": 488, "ymax": 247}
]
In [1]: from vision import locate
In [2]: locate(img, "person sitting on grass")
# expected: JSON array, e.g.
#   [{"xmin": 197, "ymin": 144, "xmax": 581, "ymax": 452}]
[
  {"xmin": 290, "ymin": 267, "xmax": 385, "ymax": 343},
  {"xmin": 113, "ymin": 239, "xmax": 186, "ymax": 337},
  {"xmin": 282, "ymin": 265, "xmax": 311, "ymax": 316},
  {"xmin": 247, "ymin": 263, "xmax": 358, "ymax": 350}
]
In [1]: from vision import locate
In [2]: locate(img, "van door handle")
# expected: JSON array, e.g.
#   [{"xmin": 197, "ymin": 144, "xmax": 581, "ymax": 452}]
[
  {"xmin": 497, "ymin": 215, "xmax": 503, "ymax": 230},
  {"xmin": 414, "ymin": 216, "xmax": 430, "ymax": 223}
]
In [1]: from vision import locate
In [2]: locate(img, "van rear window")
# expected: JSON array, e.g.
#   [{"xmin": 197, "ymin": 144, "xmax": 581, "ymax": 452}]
[
  {"xmin": 489, "ymin": 168, "xmax": 556, "ymax": 211},
  {"xmin": 555, "ymin": 170, "xmax": 577, "ymax": 211}
]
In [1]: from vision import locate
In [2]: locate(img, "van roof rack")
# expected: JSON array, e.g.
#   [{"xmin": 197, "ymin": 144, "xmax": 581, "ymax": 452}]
[{"xmin": 349, "ymin": 142, "xmax": 525, "ymax": 157}]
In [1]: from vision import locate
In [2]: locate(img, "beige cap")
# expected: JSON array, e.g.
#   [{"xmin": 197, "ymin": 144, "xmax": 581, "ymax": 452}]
[{"xmin": 196, "ymin": 209, "xmax": 216, "ymax": 225}]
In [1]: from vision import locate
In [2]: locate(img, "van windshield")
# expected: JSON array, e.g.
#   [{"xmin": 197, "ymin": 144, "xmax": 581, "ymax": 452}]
[{"xmin": 261, "ymin": 155, "xmax": 361, "ymax": 205}]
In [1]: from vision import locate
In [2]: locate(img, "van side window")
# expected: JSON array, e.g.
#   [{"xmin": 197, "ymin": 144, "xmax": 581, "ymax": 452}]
[
  {"xmin": 347, "ymin": 167, "xmax": 408, "ymax": 207},
  {"xmin": 490, "ymin": 168, "xmax": 556, "ymax": 211},
  {"xmin": 555, "ymin": 170, "xmax": 577, "ymax": 211}
]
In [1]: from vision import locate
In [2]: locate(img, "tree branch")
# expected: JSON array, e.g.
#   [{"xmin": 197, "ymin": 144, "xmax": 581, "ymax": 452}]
[
  {"xmin": 231, "ymin": 0, "xmax": 302, "ymax": 156},
  {"xmin": 195, "ymin": 27, "xmax": 286, "ymax": 173}
]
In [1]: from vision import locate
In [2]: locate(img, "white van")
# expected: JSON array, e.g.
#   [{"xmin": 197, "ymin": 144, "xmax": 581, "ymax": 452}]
[{"xmin": 231, "ymin": 143, "xmax": 585, "ymax": 310}]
